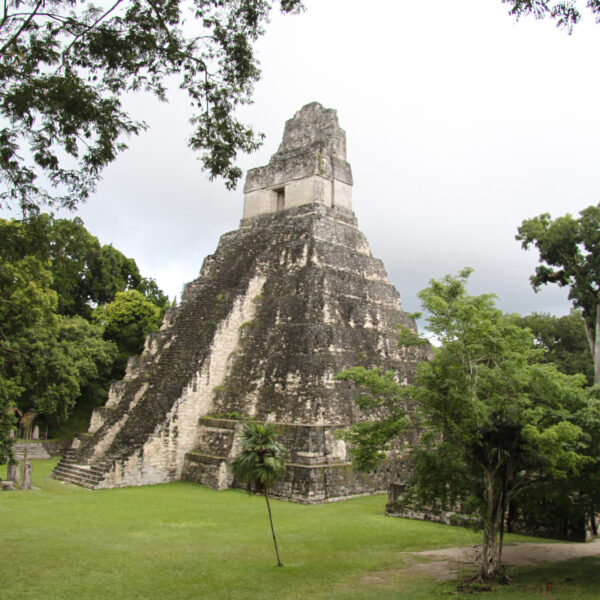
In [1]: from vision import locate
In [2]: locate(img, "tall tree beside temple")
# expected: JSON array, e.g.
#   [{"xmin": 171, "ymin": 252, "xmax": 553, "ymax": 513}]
[
  {"xmin": 517, "ymin": 204, "xmax": 600, "ymax": 385},
  {"xmin": 339, "ymin": 270, "xmax": 589, "ymax": 581}
]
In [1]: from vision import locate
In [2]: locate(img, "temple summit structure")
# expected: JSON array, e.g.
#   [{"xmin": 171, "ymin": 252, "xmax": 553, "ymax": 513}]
[{"xmin": 51, "ymin": 102, "xmax": 429, "ymax": 502}]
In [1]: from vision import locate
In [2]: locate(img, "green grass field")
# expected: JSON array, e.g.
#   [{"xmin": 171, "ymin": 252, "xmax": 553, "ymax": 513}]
[{"xmin": 1, "ymin": 459, "xmax": 598, "ymax": 599}]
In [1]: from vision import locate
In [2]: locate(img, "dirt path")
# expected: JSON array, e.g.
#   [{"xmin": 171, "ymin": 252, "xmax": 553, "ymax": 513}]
[{"xmin": 404, "ymin": 538, "xmax": 600, "ymax": 580}]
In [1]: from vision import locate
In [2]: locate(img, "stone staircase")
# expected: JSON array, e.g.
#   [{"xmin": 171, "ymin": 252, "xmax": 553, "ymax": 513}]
[
  {"xmin": 181, "ymin": 417, "xmax": 239, "ymax": 489},
  {"xmin": 49, "ymin": 449, "xmax": 112, "ymax": 489}
]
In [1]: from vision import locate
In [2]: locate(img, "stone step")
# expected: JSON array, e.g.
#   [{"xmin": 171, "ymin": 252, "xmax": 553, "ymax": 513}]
[
  {"xmin": 184, "ymin": 452, "xmax": 226, "ymax": 466},
  {"xmin": 50, "ymin": 474, "xmax": 101, "ymax": 489},
  {"xmin": 53, "ymin": 463, "xmax": 106, "ymax": 480},
  {"xmin": 181, "ymin": 451, "xmax": 230, "ymax": 490},
  {"xmin": 49, "ymin": 471, "xmax": 99, "ymax": 488},
  {"xmin": 50, "ymin": 453, "xmax": 113, "ymax": 488},
  {"xmin": 199, "ymin": 417, "xmax": 238, "ymax": 429},
  {"xmin": 51, "ymin": 464, "xmax": 104, "ymax": 484},
  {"xmin": 59, "ymin": 454, "xmax": 112, "ymax": 469},
  {"xmin": 49, "ymin": 473, "xmax": 96, "ymax": 489},
  {"xmin": 12, "ymin": 443, "xmax": 52, "ymax": 460},
  {"xmin": 58, "ymin": 457, "xmax": 108, "ymax": 471}
]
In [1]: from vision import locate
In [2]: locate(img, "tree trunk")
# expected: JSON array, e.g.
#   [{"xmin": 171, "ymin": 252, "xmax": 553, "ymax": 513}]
[
  {"xmin": 478, "ymin": 523, "xmax": 500, "ymax": 581},
  {"xmin": 497, "ymin": 489, "xmax": 506, "ymax": 570},
  {"xmin": 476, "ymin": 472, "xmax": 505, "ymax": 581},
  {"xmin": 264, "ymin": 489, "xmax": 283, "ymax": 567},
  {"xmin": 594, "ymin": 305, "xmax": 600, "ymax": 386},
  {"xmin": 584, "ymin": 306, "xmax": 600, "ymax": 385}
]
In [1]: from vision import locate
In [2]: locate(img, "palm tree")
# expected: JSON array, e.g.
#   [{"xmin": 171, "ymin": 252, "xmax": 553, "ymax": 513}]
[{"xmin": 230, "ymin": 421, "xmax": 287, "ymax": 567}]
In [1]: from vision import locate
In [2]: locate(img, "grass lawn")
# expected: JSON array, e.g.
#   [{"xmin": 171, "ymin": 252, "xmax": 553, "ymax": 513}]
[{"xmin": 1, "ymin": 459, "xmax": 598, "ymax": 599}]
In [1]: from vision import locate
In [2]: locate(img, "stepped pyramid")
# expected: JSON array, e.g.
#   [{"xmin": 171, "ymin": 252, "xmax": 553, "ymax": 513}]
[{"xmin": 52, "ymin": 102, "xmax": 429, "ymax": 502}]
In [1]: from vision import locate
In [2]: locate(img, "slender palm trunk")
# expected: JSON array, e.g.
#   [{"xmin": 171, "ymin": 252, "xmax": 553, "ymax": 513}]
[{"xmin": 264, "ymin": 488, "xmax": 283, "ymax": 567}]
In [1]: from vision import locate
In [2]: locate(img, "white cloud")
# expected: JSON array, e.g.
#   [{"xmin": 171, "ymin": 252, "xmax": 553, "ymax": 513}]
[{"xmin": 38, "ymin": 0, "xmax": 600, "ymax": 317}]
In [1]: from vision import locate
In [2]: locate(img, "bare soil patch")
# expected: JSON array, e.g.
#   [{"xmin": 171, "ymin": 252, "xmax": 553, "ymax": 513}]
[{"xmin": 404, "ymin": 538, "xmax": 600, "ymax": 580}]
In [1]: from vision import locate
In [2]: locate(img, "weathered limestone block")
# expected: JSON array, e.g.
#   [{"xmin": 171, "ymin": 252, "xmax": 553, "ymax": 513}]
[
  {"xmin": 243, "ymin": 103, "xmax": 354, "ymax": 221},
  {"xmin": 7, "ymin": 463, "xmax": 19, "ymax": 484}
]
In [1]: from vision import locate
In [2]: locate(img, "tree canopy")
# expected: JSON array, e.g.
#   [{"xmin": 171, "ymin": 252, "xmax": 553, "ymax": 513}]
[
  {"xmin": 339, "ymin": 270, "xmax": 590, "ymax": 581},
  {"xmin": 0, "ymin": 214, "xmax": 169, "ymax": 317},
  {"xmin": 515, "ymin": 311, "xmax": 594, "ymax": 385},
  {"xmin": 93, "ymin": 289, "xmax": 162, "ymax": 376},
  {"xmin": 0, "ymin": 214, "xmax": 168, "ymax": 457},
  {"xmin": 502, "ymin": 0, "xmax": 600, "ymax": 31},
  {"xmin": 516, "ymin": 203, "xmax": 600, "ymax": 384},
  {"xmin": 0, "ymin": 252, "xmax": 118, "ymax": 424},
  {"xmin": 0, "ymin": 0, "xmax": 303, "ymax": 214}
]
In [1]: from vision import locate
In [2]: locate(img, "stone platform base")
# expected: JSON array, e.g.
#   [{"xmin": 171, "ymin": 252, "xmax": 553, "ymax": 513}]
[
  {"xmin": 12, "ymin": 440, "xmax": 70, "ymax": 460},
  {"xmin": 181, "ymin": 417, "xmax": 396, "ymax": 503}
]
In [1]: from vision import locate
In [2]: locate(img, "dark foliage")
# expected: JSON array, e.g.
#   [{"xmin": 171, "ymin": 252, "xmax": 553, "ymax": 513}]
[
  {"xmin": 502, "ymin": 0, "xmax": 600, "ymax": 31},
  {"xmin": 0, "ymin": 0, "xmax": 303, "ymax": 213}
]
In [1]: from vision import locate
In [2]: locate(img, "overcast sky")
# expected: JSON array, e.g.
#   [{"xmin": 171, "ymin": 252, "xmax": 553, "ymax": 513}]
[{"xmin": 46, "ymin": 0, "xmax": 600, "ymax": 320}]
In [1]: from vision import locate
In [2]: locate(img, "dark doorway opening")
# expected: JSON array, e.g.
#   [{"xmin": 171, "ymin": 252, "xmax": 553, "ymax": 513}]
[{"xmin": 276, "ymin": 188, "xmax": 285, "ymax": 211}]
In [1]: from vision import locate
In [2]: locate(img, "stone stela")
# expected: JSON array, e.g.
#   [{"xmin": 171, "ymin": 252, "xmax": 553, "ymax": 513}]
[{"xmin": 51, "ymin": 102, "xmax": 429, "ymax": 503}]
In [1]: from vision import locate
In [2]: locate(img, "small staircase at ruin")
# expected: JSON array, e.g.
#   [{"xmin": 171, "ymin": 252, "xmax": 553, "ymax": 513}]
[
  {"xmin": 50, "ymin": 445, "xmax": 113, "ymax": 489},
  {"xmin": 182, "ymin": 417, "xmax": 239, "ymax": 490}
]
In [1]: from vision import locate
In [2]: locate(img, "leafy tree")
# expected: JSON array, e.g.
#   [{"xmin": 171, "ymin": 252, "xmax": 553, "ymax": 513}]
[
  {"xmin": 515, "ymin": 311, "xmax": 594, "ymax": 384},
  {"xmin": 0, "ymin": 255, "xmax": 58, "ymax": 408},
  {"xmin": 0, "ymin": 390, "xmax": 17, "ymax": 465},
  {"xmin": 508, "ymin": 385, "xmax": 600, "ymax": 538},
  {"xmin": 136, "ymin": 277, "xmax": 170, "ymax": 313},
  {"xmin": 230, "ymin": 421, "xmax": 287, "ymax": 567},
  {"xmin": 93, "ymin": 289, "xmax": 162, "ymax": 376},
  {"xmin": 0, "ymin": 215, "xmax": 95, "ymax": 314},
  {"xmin": 86, "ymin": 244, "xmax": 142, "ymax": 307},
  {"xmin": 0, "ymin": 253, "xmax": 51, "ymax": 460},
  {"xmin": 53, "ymin": 316, "xmax": 118, "ymax": 412},
  {"xmin": 339, "ymin": 270, "xmax": 589, "ymax": 582},
  {"xmin": 0, "ymin": 0, "xmax": 303, "ymax": 214},
  {"xmin": 19, "ymin": 315, "xmax": 117, "ymax": 420},
  {"xmin": 0, "ymin": 215, "xmax": 170, "ymax": 317},
  {"xmin": 510, "ymin": 311, "xmax": 598, "ymax": 536},
  {"xmin": 0, "ymin": 253, "xmax": 118, "ymax": 423},
  {"xmin": 501, "ymin": 0, "xmax": 600, "ymax": 32},
  {"xmin": 0, "ymin": 214, "xmax": 166, "ymax": 451},
  {"xmin": 516, "ymin": 204, "xmax": 600, "ymax": 384}
]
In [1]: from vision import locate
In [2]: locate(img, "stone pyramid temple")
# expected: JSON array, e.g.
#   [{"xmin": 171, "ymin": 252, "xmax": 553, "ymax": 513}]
[{"xmin": 52, "ymin": 102, "xmax": 429, "ymax": 502}]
